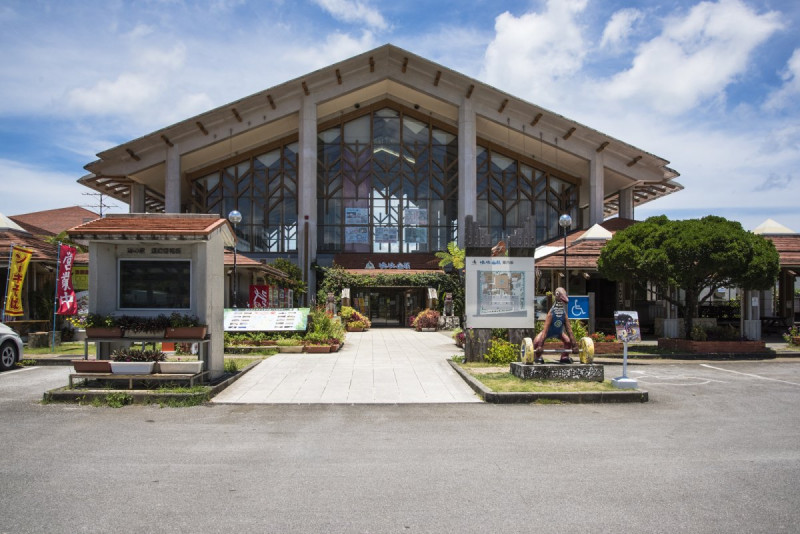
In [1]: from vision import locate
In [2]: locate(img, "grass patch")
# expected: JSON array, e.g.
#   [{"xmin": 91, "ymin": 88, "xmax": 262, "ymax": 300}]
[
  {"xmin": 25, "ymin": 342, "xmax": 88, "ymax": 355},
  {"xmin": 468, "ymin": 371, "xmax": 621, "ymax": 393},
  {"xmin": 224, "ymin": 355, "xmax": 270, "ymax": 373}
]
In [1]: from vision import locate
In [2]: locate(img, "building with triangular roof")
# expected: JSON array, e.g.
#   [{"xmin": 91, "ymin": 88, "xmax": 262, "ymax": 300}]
[{"xmin": 76, "ymin": 44, "xmax": 681, "ymax": 325}]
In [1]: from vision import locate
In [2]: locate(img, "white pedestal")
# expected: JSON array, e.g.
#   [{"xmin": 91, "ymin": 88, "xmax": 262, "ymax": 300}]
[{"xmin": 612, "ymin": 376, "xmax": 639, "ymax": 389}]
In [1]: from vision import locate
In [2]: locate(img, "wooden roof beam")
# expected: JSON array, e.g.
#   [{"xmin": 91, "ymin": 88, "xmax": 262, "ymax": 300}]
[
  {"xmin": 563, "ymin": 127, "xmax": 576, "ymax": 141},
  {"xmin": 369, "ymin": 56, "xmax": 375, "ymax": 72},
  {"xmin": 627, "ymin": 155, "xmax": 642, "ymax": 167},
  {"xmin": 301, "ymin": 81, "xmax": 310, "ymax": 96},
  {"xmin": 160, "ymin": 135, "xmax": 174, "ymax": 147},
  {"xmin": 335, "ymin": 69, "xmax": 342, "ymax": 85},
  {"xmin": 530, "ymin": 113, "xmax": 543, "ymax": 127},
  {"xmin": 433, "ymin": 70, "xmax": 441, "ymax": 87},
  {"xmin": 267, "ymin": 95, "xmax": 276, "ymax": 110},
  {"xmin": 498, "ymin": 98, "xmax": 508, "ymax": 113},
  {"xmin": 196, "ymin": 121, "xmax": 208, "ymax": 135},
  {"xmin": 231, "ymin": 108, "xmax": 242, "ymax": 122},
  {"xmin": 125, "ymin": 148, "xmax": 140, "ymax": 161},
  {"xmin": 596, "ymin": 141, "xmax": 609, "ymax": 153},
  {"xmin": 402, "ymin": 57, "xmax": 408, "ymax": 73},
  {"xmin": 466, "ymin": 84, "xmax": 474, "ymax": 98}
]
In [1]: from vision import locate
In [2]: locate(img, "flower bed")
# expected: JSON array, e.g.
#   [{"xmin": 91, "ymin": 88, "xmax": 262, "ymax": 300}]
[{"xmin": 657, "ymin": 339, "xmax": 768, "ymax": 353}]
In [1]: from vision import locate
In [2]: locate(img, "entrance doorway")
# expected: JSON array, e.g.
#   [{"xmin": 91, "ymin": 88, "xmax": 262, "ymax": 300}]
[{"xmin": 351, "ymin": 287, "xmax": 427, "ymax": 327}]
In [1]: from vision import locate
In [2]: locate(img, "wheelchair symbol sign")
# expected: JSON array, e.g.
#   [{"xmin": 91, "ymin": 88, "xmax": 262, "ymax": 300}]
[{"xmin": 568, "ymin": 296, "xmax": 590, "ymax": 319}]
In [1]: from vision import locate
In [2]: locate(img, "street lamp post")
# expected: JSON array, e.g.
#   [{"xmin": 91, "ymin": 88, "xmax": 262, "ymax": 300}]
[
  {"xmin": 558, "ymin": 213, "xmax": 572, "ymax": 293},
  {"xmin": 228, "ymin": 210, "xmax": 242, "ymax": 308}
]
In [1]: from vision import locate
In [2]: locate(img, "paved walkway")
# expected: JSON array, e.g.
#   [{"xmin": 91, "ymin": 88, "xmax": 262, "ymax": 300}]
[{"xmin": 212, "ymin": 328, "xmax": 480, "ymax": 404}]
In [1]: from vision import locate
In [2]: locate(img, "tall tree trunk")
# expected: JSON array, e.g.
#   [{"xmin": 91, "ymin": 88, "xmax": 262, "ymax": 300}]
[{"xmin": 683, "ymin": 289, "xmax": 698, "ymax": 340}]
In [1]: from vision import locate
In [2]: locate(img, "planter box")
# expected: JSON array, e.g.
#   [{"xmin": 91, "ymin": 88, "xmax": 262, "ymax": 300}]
[
  {"xmin": 165, "ymin": 326, "xmax": 207, "ymax": 339},
  {"xmin": 110, "ymin": 361, "xmax": 156, "ymax": 374},
  {"xmin": 305, "ymin": 345, "xmax": 331, "ymax": 353},
  {"xmin": 329, "ymin": 344, "xmax": 340, "ymax": 352},
  {"xmin": 86, "ymin": 327, "xmax": 122, "ymax": 338},
  {"xmin": 71, "ymin": 359, "xmax": 112, "ymax": 373},
  {"xmin": 346, "ymin": 327, "xmax": 364, "ymax": 332},
  {"xmin": 157, "ymin": 361, "xmax": 204, "ymax": 374},
  {"xmin": 123, "ymin": 330, "xmax": 165, "ymax": 339},
  {"xmin": 592, "ymin": 342, "xmax": 624, "ymax": 354},
  {"xmin": 792, "ymin": 336, "xmax": 800, "ymax": 346},
  {"xmin": 658, "ymin": 339, "xmax": 768, "ymax": 353},
  {"xmin": 419, "ymin": 327, "xmax": 437, "ymax": 332},
  {"xmin": 277, "ymin": 345, "xmax": 303, "ymax": 353}
]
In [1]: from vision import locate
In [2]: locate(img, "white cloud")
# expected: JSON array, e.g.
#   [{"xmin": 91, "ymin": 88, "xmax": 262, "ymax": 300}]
[
  {"xmin": 600, "ymin": 0, "xmax": 782, "ymax": 114},
  {"xmin": 312, "ymin": 0, "xmax": 388, "ymax": 30},
  {"xmin": 481, "ymin": 0, "xmax": 588, "ymax": 105},
  {"xmin": 600, "ymin": 8, "xmax": 643, "ymax": 50},
  {"xmin": 0, "ymin": 159, "xmax": 102, "ymax": 216},
  {"xmin": 763, "ymin": 48, "xmax": 800, "ymax": 111}
]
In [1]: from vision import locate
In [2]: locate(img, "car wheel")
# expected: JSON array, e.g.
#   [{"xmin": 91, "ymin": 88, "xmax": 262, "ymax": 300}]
[{"xmin": 0, "ymin": 341, "xmax": 18, "ymax": 371}]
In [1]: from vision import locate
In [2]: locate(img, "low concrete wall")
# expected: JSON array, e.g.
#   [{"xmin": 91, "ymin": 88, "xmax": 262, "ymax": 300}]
[{"xmin": 657, "ymin": 339, "xmax": 768, "ymax": 353}]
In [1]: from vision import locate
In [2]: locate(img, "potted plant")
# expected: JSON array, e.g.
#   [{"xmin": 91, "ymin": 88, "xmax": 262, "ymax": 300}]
[
  {"xmin": 110, "ymin": 348, "xmax": 165, "ymax": 374},
  {"xmin": 346, "ymin": 320, "xmax": 366, "ymax": 332},
  {"xmin": 304, "ymin": 331, "xmax": 331, "ymax": 353},
  {"xmin": 413, "ymin": 309, "xmax": 440, "ymax": 332},
  {"xmin": 71, "ymin": 359, "xmax": 112, "ymax": 373},
  {"xmin": 157, "ymin": 358, "xmax": 204, "ymax": 374},
  {"xmin": 118, "ymin": 314, "xmax": 170, "ymax": 338},
  {"xmin": 79, "ymin": 314, "xmax": 122, "ymax": 338},
  {"xmin": 165, "ymin": 313, "xmax": 208, "ymax": 339},
  {"xmin": 276, "ymin": 337, "xmax": 303, "ymax": 353}
]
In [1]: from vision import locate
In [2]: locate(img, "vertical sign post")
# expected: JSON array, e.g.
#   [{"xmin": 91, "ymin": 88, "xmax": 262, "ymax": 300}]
[{"xmin": 612, "ymin": 310, "xmax": 641, "ymax": 389}]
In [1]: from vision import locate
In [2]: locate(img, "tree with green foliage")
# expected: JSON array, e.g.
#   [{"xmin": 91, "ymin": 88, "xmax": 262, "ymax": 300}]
[
  {"xmin": 597, "ymin": 215, "xmax": 780, "ymax": 339},
  {"xmin": 269, "ymin": 257, "xmax": 306, "ymax": 297}
]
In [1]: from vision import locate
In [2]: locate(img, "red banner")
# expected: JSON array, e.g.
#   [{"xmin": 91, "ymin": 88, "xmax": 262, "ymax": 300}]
[
  {"xmin": 249, "ymin": 285, "xmax": 270, "ymax": 309},
  {"xmin": 56, "ymin": 244, "xmax": 78, "ymax": 315},
  {"xmin": 4, "ymin": 245, "xmax": 33, "ymax": 317}
]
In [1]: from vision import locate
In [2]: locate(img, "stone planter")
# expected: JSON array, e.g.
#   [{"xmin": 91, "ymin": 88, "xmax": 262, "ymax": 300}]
[
  {"xmin": 657, "ymin": 339, "xmax": 768, "ymax": 353},
  {"xmin": 110, "ymin": 361, "xmax": 156, "ymax": 374},
  {"xmin": 157, "ymin": 361, "xmax": 204, "ymax": 374},
  {"xmin": 165, "ymin": 326, "xmax": 207, "ymax": 339},
  {"xmin": 71, "ymin": 359, "xmax": 112, "ymax": 373},
  {"xmin": 277, "ymin": 345, "xmax": 303, "ymax": 353},
  {"xmin": 418, "ymin": 328, "xmax": 437, "ymax": 332},
  {"xmin": 305, "ymin": 345, "xmax": 331, "ymax": 353},
  {"xmin": 346, "ymin": 326, "xmax": 364, "ymax": 332},
  {"xmin": 85, "ymin": 327, "xmax": 122, "ymax": 338}
]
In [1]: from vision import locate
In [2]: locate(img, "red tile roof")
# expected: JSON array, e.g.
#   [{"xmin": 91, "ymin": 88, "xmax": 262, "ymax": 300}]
[
  {"xmin": 67, "ymin": 214, "xmax": 231, "ymax": 240},
  {"xmin": 535, "ymin": 218, "xmax": 637, "ymax": 269},
  {"xmin": 764, "ymin": 235, "xmax": 800, "ymax": 267},
  {"xmin": 10, "ymin": 206, "xmax": 99, "ymax": 236},
  {"xmin": 0, "ymin": 230, "xmax": 58, "ymax": 262},
  {"xmin": 223, "ymin": 250, "xmax": 289, "ymax": 279}
]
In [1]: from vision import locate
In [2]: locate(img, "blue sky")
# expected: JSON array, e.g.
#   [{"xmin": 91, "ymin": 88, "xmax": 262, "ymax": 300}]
[{"xmin": 0, "ymin": 0, "xmax": 798, "ymax": 232}]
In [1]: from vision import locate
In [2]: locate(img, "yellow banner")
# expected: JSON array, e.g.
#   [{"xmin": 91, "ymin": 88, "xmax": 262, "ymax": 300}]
[{"xmin": 4, "ymin": 246, "xmax": 33, "ymax": 317}]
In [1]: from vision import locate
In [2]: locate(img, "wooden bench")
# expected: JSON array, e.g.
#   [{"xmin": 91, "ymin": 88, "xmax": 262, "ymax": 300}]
[{"xmin": 69, "ymin": 371, "xmax": 209, "ymax": 389}]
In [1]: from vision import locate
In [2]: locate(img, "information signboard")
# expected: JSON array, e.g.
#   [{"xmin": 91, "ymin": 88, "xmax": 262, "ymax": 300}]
[
  {"xmin": 465, "ymin": 256, "xmax": 536, "ymax": 328},
  {"xmin": 614, "ymin": 310, "xmax": 641, "ymax": 343},
  {"xmin": 568, "ymin": 295, "xmax": 590, "ymax": 320},
  {"xmin": 223, "ymin": 308, "xmax": 309, "ymax": 332}
]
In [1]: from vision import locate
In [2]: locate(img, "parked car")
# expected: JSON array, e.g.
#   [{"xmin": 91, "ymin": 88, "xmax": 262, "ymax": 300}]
[{"xmin": 0, "ymin": 322, "xmax": 24, "ymax": 371}]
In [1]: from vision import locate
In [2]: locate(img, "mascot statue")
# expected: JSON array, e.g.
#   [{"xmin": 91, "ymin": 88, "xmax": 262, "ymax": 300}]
[{"xmin": 533, "ymin": 287, "xmax": 577, "ymax": 364}]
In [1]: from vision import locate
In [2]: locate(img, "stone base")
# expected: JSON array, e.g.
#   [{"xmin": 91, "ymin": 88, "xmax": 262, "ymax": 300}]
[{"xmin": 510, "ymin": 362, "xmax": 604, "ymax": 382}]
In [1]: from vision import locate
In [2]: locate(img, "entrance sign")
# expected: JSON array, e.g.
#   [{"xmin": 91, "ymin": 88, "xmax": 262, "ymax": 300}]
[
  {"xmin": 56, "ymin": 244, "xmax": 78, "ymax": 315},
  {"xmin": 4, "ymin": 245, "xmax": 33, "ymax": 318},
  {"xmin": 224, "ymin": 308, "xmax": 309, "ymax": 331},
  {"xmin": 465, "ymin": 256, "xmax": 536, "ymax": 329}
]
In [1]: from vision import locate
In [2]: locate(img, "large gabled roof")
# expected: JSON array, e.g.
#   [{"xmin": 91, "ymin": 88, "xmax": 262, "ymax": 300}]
[
  {"xmin": 79, "ymin": 44, "xmax": 681, "ymax": 216},
  {"xmin": 10, "ymin": 206, "xmax": 99, "ymax": 237}
]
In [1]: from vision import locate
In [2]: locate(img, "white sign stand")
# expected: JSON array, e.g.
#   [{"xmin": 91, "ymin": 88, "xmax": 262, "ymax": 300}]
[{"xmin": 612, "ymin": 341, "xmax": 638, "ymax": 389}]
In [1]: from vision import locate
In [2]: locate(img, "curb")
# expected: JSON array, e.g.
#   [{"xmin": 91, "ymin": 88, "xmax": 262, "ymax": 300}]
[{"xmin": 448, "ymin": 360, "xmax": 648, "ymax": 404}]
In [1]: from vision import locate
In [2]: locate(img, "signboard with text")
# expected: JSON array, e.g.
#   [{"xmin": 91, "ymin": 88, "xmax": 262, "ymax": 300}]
[
  {"xmin": 465, "ymin": 256, "xmax": 536, "ymax": 329},
  {"xmin": 224, "ymin": 308, "xmax": 309, "ymax": 332}
]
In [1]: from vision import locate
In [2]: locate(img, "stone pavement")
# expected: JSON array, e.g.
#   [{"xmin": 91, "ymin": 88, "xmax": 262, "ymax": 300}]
[{"xmin": 212, "ymin": 328, "xmax": 480, "ymax": 404}]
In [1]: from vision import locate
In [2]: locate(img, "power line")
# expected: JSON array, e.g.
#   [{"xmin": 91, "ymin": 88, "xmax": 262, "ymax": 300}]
[{"xmin": 81, "ymin": 192, "xmax": 117, "ymax": 217}]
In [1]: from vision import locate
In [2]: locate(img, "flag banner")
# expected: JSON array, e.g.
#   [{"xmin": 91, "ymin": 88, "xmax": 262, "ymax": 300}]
[
  {"xmin": 56, "ymin": 244, "xmax": 78, "ymax": 315},
  {"xmin": 249, "ymin": 285, "xmax": 269, "ymax": 309},
  {"xmin": 4, "ymin": 246, "xmax": 33, "ymax": 317}
]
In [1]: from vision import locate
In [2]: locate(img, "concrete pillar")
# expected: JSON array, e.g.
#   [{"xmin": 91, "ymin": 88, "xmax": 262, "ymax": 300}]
[
  {"xmin": 298, "ymin": 97, "xmax": 317, "ymax": 303},
  {"xmin": 130, "ymin": 183, "xmax": 146, "ymax": 213},
  {"xmin": 619, "ymin": 187, "xmax": 634, "ymax": 220},
  {"xmin": 588, "ymin": 151, "xmax": 605, "ymax": 226},
  {"xmin": 165, "ymin": 145, "xmax": 181, "ymax": 213},
  {"xmin": 458, "ymin": 97, "xmax": 477, "ymax": 247}
]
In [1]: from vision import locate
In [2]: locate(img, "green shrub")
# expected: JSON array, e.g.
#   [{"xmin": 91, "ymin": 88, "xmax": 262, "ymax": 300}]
[
  {"xmin": 484, "ymin": 338, "xmax": 518, "ymax": 364},
  {"xmin": 534, "ymin": 319, "xmax": 587, "ymax": 341}
]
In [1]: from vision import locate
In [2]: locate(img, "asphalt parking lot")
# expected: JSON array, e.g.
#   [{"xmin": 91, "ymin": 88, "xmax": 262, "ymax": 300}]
[{"xmin": 2, "ymin": 360, "xmax": 799, "ymax": 533}]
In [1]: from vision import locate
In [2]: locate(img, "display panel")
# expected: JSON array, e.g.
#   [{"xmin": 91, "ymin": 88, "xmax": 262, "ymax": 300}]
[{"xmin": 119, "ymin": 260, "xmax": 191, "ymax": 309}]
